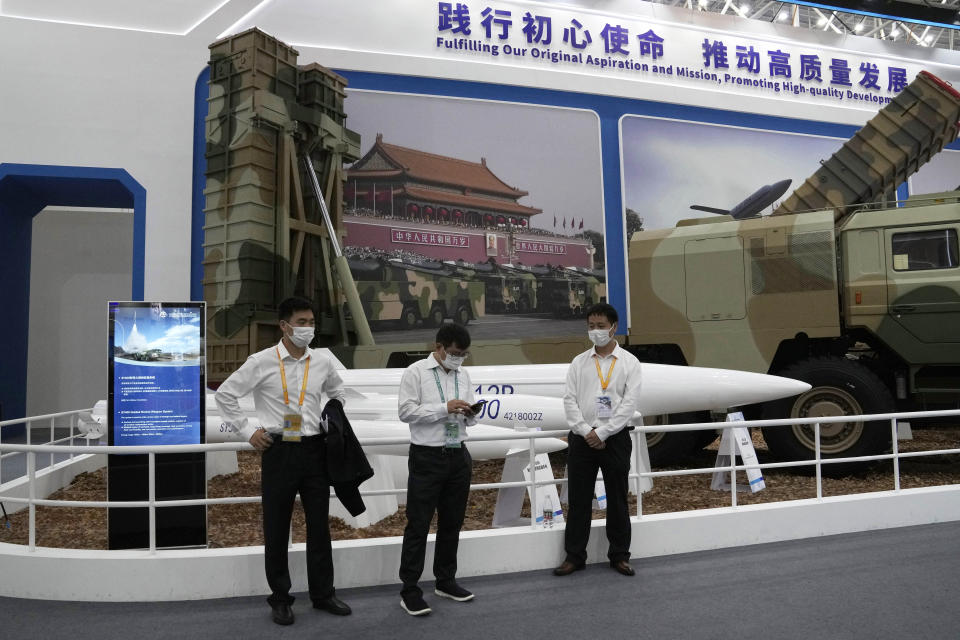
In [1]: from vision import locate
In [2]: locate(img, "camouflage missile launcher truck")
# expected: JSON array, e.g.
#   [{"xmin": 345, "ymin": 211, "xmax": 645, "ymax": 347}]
[
  {"xmin": 349, "ymin": 257, "xmax": 485, "ymax": 329},
  {"xmin": 626, "ymin": 71, "xmax": 960, "ymax": 472}
]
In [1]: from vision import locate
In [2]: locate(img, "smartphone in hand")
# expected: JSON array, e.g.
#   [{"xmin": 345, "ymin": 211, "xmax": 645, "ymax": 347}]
[{"xmin": 467, "ymin": 399, "xmax": 487, "ymax": 416}]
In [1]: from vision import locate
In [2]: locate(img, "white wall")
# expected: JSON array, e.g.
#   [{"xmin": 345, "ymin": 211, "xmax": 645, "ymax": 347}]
[{"xmin": 26, "ymin": 208, "xmax": 133, "ymax": 416}]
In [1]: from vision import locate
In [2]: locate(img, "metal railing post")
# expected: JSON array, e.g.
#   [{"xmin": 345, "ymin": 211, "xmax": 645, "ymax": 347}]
[
  {"xmin": 728, "ymin": 426, "xmax": 738, "ymax": 507},
  {"xmin": 49, "ymin": 416, "xmax": 56, "ymax": 469},
  {"xmin": 815, "ymin": 423, "xmax": 822, "ymax": 500},
  {"xmin": 148, "ymin": 453, "xmax": 157, "ymax": 554},
  {"xmin": 28, "ymin": 451, "xmax": 36, "ymax": 551},
  {"xmin": 633, "ymin": 430, "xmax": 643, "ymax": 518},
  {"xmin": 891, "ymin": 418, "xmax": 901, "ymax": 492},
  {"xmin": 528, "ymin": 433, "xmax": 538, "ymax": 529},
  {"xmin": 69, "ymin": 414, "xmax": 75, "ymax": 461}
]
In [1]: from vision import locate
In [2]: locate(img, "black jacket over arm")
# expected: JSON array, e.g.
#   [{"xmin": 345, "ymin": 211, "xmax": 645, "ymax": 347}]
[{"xmin": 322, "ymin": 398, "xmax": 374, "ymax": 517}]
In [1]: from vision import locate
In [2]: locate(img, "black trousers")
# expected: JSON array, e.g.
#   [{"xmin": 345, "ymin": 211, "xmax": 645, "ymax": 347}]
[
  {"xmin": 261, "ymin": 434, "xmax": 334, "ymax": 605},
  {"xmin": 564, "ymin": 429, "xmax": 633, "ymax": 566},
  {"xmin": 399, "ymin": 444, "xmax": 472, "ymax": 597}
]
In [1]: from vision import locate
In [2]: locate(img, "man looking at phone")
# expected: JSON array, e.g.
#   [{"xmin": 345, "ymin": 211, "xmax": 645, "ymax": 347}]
[{"xmin": 396, "ymin": 323, "xmax": 479, "ymax": 616}]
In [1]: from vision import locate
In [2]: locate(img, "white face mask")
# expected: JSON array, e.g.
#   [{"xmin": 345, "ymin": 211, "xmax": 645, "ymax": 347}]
[
  {"xmin": 588, "ymin": 327, "xmax": 614, "ymax": 348},
  {"xmin": 442, "ymin": 353, "xmax": 465, "ymax": 370},
  {"xmin": 287, "ymin": 326, "xmax": 315, "ymax": 348}
]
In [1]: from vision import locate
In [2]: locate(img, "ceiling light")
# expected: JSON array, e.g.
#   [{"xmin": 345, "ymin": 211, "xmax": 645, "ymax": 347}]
[
  {"xmin": 854, "ymin": 21, "xmax": 864, "ymax": 32},
  {"xmin": 818, "ymin": 16, "xmax": 828, "ymax": 26}
]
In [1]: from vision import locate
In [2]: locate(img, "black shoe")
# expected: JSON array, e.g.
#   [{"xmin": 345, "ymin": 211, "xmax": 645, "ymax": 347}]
[
  {"xmin": 611, "ymin": 559, "xmax": 636, "ymax": 576},
  {"xmin": 553, "ymin": 561, "xmax": 584, "ymax": 576},
  {"xmin": 435, "ymin": 582, "xmax": 474, "ymax": 602},
  {"xmin": 400, "ymin": 592, "xmax": 432, "ymax": 616},
  {"xmin": 313, "ymin": 595, "xmax": 352, "ymax": 616},
  {"xmin": 270, "ymin": 602, "xmax": 294, "ymax": 626}
]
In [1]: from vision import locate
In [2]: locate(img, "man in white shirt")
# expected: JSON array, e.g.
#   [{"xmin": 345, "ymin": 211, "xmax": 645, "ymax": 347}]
[
  {"xmin": 397, "ymin": 323, "xmax": 479, "ymax": 616},
  {"xmin": 215, "ymin": 297, "xmax": 351, "ymax": 626},
  {"xmin": 554, "ymin": 303, "xmax": 643, "ymax": 578}
]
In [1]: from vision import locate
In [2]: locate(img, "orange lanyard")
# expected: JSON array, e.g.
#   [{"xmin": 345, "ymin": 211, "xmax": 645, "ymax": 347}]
[
  {"xmin": 594, "ymin": 356, "xmax": 616, "ymax": 392},
  {"xmin": 277, "ymin": 348, "xmax": 310, "ymax": 408}
]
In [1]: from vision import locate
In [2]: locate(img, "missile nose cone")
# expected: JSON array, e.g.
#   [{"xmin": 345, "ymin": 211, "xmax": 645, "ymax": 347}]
[{"xmin": 775, "ymin": 375, "xmax": 812, "ymax": 397}]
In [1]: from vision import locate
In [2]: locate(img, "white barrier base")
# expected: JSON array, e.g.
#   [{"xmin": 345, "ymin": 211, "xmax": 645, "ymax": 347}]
[
  {"xmin": 0, "ymin": 453, "xmax": 104, "ymax": 516},
  {"xmin": 3, "ymin": 484, "xmax": 960, "ymax": 601}
]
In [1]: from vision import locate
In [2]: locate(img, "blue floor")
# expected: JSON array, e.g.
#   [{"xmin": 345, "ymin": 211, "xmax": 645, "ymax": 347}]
[{"xmin": 2, "ymin": 521, "xmax": 959, "ymax": 639}]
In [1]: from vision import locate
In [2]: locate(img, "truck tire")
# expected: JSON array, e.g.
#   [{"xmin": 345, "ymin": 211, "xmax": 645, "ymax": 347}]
[
  {"xmin": 400, "ymin": 305, "xmax": 419, "ymax": 329},
  {"xmin": 761, "ymin": 356, "xmax": 893, "ymax": 476},
  {"xmin": 455, "ymin": 304, "xmax": 471, "ymax": 326},
  {"xmin": 428, "ymin": 306, "xmax": 445, "ymax": 328},
  {"xmin": 645, "ymin": 411, "xmax": 715, "ymax": 467}
]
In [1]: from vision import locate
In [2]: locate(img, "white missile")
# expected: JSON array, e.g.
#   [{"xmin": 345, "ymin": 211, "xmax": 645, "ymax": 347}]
[
  {"xmin": 344, "ymin": 419, "xmax": 566, "ymax": 460},
  {"xmin": 323, "ymin": 350, "xmax": 811, "ymax": 411},
  {"xmin": 92, "ymin": 396, "xmax": 567, "ymax": 456},
  {"xmin": 92, "ymin": 358, "xmax": 809, "ymax": 448}
]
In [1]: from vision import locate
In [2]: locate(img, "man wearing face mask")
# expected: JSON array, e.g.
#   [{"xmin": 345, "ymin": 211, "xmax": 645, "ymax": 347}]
[
  {"xmin": 215, "ymin": 296, "xmax": 350, "ymax": 626},
  {"xmin": 554, "ymin": 303, "xmax": 643, "ymax": 578},
  {"xmin": 396, "ymin": 323, "xmax": 478, "ymax": 616}
]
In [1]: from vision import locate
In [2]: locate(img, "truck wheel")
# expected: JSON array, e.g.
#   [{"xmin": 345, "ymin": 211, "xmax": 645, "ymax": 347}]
[
  {"xmin": 645, "ymin": 411, "xmax": 715, "ymax": 467},
  {"xmin": 455, "ymin": 304, "xmax": 471, "ymax": 325},
  {"xmin": 428, "ymin": 306, "xmax": 445, "ymax": 328},
  {"xmin": 400, "ymin": 306, "xmax": 419, "ymax": 329},
  {"xmin": 761, "ymin": 356, "xmax": 893, "ymax": 476}
]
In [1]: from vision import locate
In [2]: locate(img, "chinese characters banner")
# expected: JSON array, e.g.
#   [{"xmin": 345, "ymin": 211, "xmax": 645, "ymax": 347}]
[
  {"xmin": 435, "ymin": 1, "xmax": 935, "ymax": 109},
  {"xmin": 392, "ymin": 227, "xmax": 471, "ymax": 247},
  {"xmin": 515, "ymin": 240, "xmax": 567, "ymax": 255}
]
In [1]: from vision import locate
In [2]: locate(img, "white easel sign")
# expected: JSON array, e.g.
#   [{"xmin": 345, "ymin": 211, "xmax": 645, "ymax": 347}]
[
  {"xmin": 492, "ymin": 452, "xmax": 565, "ymax": 528},
  {"xmin": 710, "ymin": 412, "xmax": 766, "ymax": 493}
]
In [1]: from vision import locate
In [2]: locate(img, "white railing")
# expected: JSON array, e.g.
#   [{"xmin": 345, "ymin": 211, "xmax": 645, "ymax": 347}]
[
  {"xmin": 0, "ymin": 408, "xmax": 99, "ymax": 485},
  {"xmin": 1, "ymin": 408, "xmax": 958, "ymax": 553}
]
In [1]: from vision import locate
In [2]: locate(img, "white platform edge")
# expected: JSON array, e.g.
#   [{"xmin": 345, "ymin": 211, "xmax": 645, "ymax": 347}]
[{"xmin": 3, "ymin": 484, "xmax": 959, "ymax": 601}]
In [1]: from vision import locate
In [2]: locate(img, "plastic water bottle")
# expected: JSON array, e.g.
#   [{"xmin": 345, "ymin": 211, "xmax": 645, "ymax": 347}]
[{"xmin": 542, "ymin": 496, "xmax": 554, "ymax": 529}]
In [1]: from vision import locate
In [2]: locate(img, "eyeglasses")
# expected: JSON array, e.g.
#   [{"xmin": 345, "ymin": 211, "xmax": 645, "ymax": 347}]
[{"xmin": 445, "ymin": 349, "xmax": 470, "ymax": 359}]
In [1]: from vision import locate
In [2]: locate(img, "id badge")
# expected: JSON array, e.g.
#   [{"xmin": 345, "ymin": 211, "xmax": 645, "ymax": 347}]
[
  {"xmin": 595, "ymin": 395, "xmax": 613, "ymax": 419},
  {"xmin": 444, "ymin": 421, "xmax": 461, "ymax": 448},
  {"xmin": 282, "ymin": 413, "xmax": 303, "ymax": 442}
]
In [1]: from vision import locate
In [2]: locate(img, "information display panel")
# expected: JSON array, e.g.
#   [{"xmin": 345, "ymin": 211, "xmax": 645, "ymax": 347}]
[
  {"xmin": 107, "ymin": 301, "xmax": 207, "ymax": 550},
  {"xmin": 109, "ymin": 301, "xmax": 205, "ymax": 446}
]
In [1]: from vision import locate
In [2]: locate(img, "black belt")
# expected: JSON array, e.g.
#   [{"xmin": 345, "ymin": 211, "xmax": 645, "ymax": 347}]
[
  {"xmin": 273, "ymin": 432, "xmax": 327, "ymax": 444},
  {"xmin": 411, "ymin": 443, "xmax": 464, "ymax": 453}
]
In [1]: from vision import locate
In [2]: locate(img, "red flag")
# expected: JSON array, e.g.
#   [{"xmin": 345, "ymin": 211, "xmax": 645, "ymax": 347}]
[{"xmin": 579, "ymin": 219, "xmax": 584, "ymax": 229}]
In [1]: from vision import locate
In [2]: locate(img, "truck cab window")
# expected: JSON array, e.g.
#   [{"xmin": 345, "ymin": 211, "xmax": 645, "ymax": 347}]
[{"xmin": 891, "ymin": 229, "xmax": 958, "ymax": 271}]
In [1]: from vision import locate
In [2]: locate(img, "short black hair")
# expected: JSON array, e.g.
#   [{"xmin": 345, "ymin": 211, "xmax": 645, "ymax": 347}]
[
  {"xmin": 586, "ymin": 302, "xmax": 618, "ymax": 325},
  {"xmin": 278, "ymin": 296, "xmax": 315, "ymax": 322},
  {"xmin": 436, "ymin": 323, "xmax": 471, "ymax": 350}
]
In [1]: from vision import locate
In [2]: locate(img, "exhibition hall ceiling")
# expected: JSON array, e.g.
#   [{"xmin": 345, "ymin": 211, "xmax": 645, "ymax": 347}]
[
  {"xmin": 0, "ymin": 0, "xmax": 232, "ymax": 35},
  {"xmin": 647, "ymin": 0, "xmax": 960, "ymax": 51}
]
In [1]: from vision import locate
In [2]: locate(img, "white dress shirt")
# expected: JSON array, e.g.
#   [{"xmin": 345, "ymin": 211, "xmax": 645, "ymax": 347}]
[
  {"xmin": 215, "ymin": 340, "xmax": 346, "ymax": 442},
  {"xmin": 398, "ymin": 355, "xmax": 477, "ymax": 446},
  {"xmin": 563, "ymin": 343, "xmax": 643, "ymax": 441}
]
